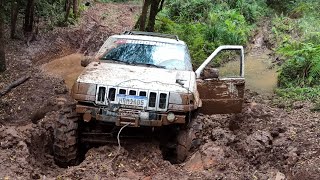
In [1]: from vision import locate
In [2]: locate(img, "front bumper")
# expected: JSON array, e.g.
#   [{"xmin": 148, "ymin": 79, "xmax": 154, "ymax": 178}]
[{"xmin": 76, "ymin": 104, "xmax": 186, "ymax": 127}]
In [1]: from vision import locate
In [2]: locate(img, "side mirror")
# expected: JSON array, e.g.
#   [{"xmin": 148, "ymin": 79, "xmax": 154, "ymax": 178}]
[
  {"xmin": 81, "ymin": 56, "xmax": 95, "ymax": 67},
  {"xmin": 201, "ymin": 67, "xmax": 219, "ymax": 79}
]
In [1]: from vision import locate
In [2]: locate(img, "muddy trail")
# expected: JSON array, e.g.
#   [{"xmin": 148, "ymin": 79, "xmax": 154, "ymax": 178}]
[
  {"xmin": 1, "ymin": 94, "xmax": 319, "ymax": 179},
  {"xmin": 1, "ymin": 2, "xmax": 320, "ymax": 180}
]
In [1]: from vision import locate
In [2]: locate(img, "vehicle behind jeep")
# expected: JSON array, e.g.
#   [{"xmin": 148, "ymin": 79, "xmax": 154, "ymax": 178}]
[{"xmin": 53, "ymin": 31, "xmax": 245, "ymax": 167}]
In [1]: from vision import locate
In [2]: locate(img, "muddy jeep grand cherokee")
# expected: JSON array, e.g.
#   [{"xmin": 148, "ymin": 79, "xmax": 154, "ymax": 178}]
[{"xmin": 53, "ymin": 31, "xmax": 245, "ymax": 167}]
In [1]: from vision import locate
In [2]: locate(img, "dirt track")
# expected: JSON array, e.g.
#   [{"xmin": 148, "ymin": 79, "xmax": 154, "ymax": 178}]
[
  {"xmin": 0, "ymin": 2, "xmax": 320, "ymax": 180},
  {"xmin": 1, "ymin": 95, "xmax": 319, "ymax": 179}
]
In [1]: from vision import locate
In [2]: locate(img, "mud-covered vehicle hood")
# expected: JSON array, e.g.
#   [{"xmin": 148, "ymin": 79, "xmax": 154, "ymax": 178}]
[{"xmin": 76, "ymin": 61, "xmax": 196, "ymax": 93}]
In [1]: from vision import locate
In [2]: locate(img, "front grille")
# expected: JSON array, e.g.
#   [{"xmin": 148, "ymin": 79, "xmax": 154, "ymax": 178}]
[
  {"xmin": 139, "ymin": 91, "xmax": 147, "ymax": 96},
  {"xmin": 148, "ymin": 92, "xmax": 157, "ymax": 107},
  {"xmin": 108, "ymin": 88, "xmax": 116, "ymax": 101},
  {"xmin": 119, "ymin": 89, "xmax": 126, "ymax": 94},
  {"xmin": 159, "ymin": 93, "xmax": 167, "ymax": 109},
  {"xmin": 96, "ymin": 85, "xmax": 168, "ymax": 111},
  {"xmin": 129, "ymin": 90, "xmax": 137, "ymax": 95},
  {"xmin": 97, "ymin": 87, "xmax": 106, "ymax": 102}
]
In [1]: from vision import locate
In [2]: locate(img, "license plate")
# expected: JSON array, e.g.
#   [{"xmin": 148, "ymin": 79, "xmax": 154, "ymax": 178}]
[{"xmin": 116, "ymin": 94, "xmax": 148, "ymax": 108}]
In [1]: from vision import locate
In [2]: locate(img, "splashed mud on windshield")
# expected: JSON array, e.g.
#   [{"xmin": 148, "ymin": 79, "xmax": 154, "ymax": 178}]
[
  {"xmin": 41, "ymin": 53, "xmax": 84, "ymax": 89},
  {"xmin": 219, "ymin": 51, "xmax": 277, "ymax": 94}
]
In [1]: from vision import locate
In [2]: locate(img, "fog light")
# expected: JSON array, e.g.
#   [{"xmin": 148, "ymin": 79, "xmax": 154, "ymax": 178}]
[{"xmin": 167, "ymin": 112, "xmax": 175, "ymax": 122}]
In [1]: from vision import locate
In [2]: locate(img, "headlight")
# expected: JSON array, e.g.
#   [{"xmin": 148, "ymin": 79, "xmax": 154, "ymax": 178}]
[
  {"xmin": 169, "ymin": 92, "xmax": 194, "ymax": 105},
  {"xmin": 77, "ymin": 83, "xmax": 97, "ymax": 95},
  {"xmin": 71, "ymin": 82, "xmax": 97, "ymax": 102}
]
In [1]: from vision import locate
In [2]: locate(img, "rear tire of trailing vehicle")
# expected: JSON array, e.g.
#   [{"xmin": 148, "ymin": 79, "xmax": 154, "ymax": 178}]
[
  {"xmin": 53, "ymin": 103, "xmax": 81, "ymax": 168},
  {"xmin": 175, "ymin": 111, "xmax": 202, "ymax": 163}
]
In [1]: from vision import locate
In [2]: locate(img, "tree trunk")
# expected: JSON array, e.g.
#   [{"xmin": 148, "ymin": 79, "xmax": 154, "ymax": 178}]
[
  {"xmin": 10, "ymin": 1, "xmax": 18, "ymax": 39},
  {"xmin": 146, "ymin": 0, "xmax": 161, "ymax": 32},
  {"xmin": 138, "ymin": 0, "xmax": 151, "ymax": 31},
  {"xmin": 158, "ymin": 0, "xmax": 165, "ymax": 12},
  {"xmin": 65, "ymin": 0, "xmax": 71, "ymax": 22},
  {"xmin": 24, "ymin": 0, "xmax": 35, "ymax": 33},
  {"xmin": 73, "ymin": 0, "xmax": 78, "ymax": 18},
  {"xmin": 134, "ymin": 16, "xmax": 141, "ymax": 30},
  {"xmin": 0, "ymin": 0, "xmax": 6, "ymax": 72}
]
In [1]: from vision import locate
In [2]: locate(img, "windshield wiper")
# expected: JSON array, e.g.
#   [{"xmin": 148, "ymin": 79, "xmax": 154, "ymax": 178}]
[
  {"xmin": 100, "ymin": 58, "xmax": 165, "ymax": 68},
  {"xmin": 100, "ymin": 58, "xmax": 131, "ymax": 65},
  {"xmin": 130, "ymin": 62, "xmax": 165, "ymax": 69}
]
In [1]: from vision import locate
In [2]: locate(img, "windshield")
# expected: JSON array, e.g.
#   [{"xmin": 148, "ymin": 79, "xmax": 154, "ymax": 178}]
[{"xmin": 98, "ymin": 37, "xmax": 192, "ymax": 71}]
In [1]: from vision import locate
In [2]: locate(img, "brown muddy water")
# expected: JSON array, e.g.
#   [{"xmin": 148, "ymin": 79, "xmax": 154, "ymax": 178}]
[
  {"xmin": 41, "ymin": 53, "xmax": 84, "ymax": 89},
  {"xmin": 219, "ymin": 51, "xmax": 278, "ymax": 94}
]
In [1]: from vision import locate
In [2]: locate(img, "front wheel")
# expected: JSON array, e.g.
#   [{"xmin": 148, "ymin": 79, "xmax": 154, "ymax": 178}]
[
  {"xmin": 175, "ymin": 116, "xmax": 202, "ymax": 163},
  {"xmin": 53, "ymin": 103, "xmax": 81, "ymax": 167}
]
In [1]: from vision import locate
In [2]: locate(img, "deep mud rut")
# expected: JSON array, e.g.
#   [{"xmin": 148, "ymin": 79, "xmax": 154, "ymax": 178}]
[{"xmin": 1, "ymin": 3, "xmax": 320, "ymax": 180}]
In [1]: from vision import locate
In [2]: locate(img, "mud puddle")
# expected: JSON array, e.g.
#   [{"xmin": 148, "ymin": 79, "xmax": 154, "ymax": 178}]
[
  {"xmin": 41, "ymin": 53, "xmax": 84, "ymax": 90},
  {"xmin": 219, "ymin": 51, "xmax": 277, "ymax": 95}
]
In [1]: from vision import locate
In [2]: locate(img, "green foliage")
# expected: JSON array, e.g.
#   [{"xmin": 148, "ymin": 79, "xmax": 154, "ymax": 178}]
[
  {"xmin": 205, "ymin": 10, "xmax": 251, "ymax": 45},
  {"xmin": 98, "ymin": 0, "xmax": 134, "ymax": 2},
  {"xmin": 271, "ymin": 0, "xmax": 320, "ymax": 103},
  {"xmin": 273, "ymin": 86, "xmax": 320, "ymax": 110},
  {"xmin": 36, "ymin": 0, "xmax": 66, "ymax": 27},
  {"xmin": 230, "ymin": 0, "xmax": 268, "ymax": 23},
  {"xmin": 165, "ymin": 0, "xmax": 213, "ymax": 22},
  {"xmin": 2, "ymin": 0, "xmax": 87, "ymax": 28},
  {"xmin": 272, "ymin": 1, "xmax": 320, "ymax": 89},
  {"xmin": 155, "ymin": 0, "xmax": 267, "ymax": 67},
  {"xmin": 266, "ymin": 0, "xmax": 295, "ymax": 13},
  {"xmin": 278, "ymin": 41, "xmax": 320, "ymax": 87},
  {"xmin": 275, "ymin": 87, "xmax": 320, "ymax": 102},
  {"xmin": 36, "ymin": 0, "xmax": 89, "ymax": 27}
]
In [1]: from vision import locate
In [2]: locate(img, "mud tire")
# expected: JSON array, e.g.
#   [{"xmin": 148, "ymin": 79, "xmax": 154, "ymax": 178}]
[
  {"xmin": 175, "ymin": 113, "xmax": 202, "ymax": 163},
  {"xmin": 53, "ymin": 103, "xmax": 81, "ymax": 168}
]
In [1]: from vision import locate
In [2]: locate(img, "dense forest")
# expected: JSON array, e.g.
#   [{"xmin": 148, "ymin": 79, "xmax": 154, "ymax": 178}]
[{"xmin": 0, "ymin": 0, "xmax": 81, "ymax": 73}]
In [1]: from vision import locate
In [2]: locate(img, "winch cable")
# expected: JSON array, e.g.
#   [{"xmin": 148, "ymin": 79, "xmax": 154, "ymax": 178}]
[
  {"xmin": 105, "ymin": 123, "xmax": 130, "ymax": 165},
  {"xmin": 117, "ymin": 123, "xmax": 130, "ymax": 154}
]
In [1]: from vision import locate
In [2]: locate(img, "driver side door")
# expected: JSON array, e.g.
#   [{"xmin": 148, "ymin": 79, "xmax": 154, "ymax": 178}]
[{"xmin": 195, "ymin": 46, "xmax": 245, "ymax": 114}]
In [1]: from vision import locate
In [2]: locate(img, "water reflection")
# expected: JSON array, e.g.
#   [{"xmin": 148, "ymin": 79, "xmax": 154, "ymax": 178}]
[{"xmin": 218, "ymin": 52, "xmax": 277, "ymax": 94}]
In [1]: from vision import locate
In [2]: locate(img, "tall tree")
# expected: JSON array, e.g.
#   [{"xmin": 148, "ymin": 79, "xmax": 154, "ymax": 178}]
[
  {"xmin": 0, "ymin": 0, "xmax": 6, "ymax": 72},
  {"xmin": 138, "ymin": 0, "xmax": 151, "ymax": 31},
  {"xmin": 10, "ymin": 1, "xmax": 18, "ymax": 39},
  {"xmin": 24, "ymin": 0, "xmax": 35, "ymax": 33},
  {"xmin": 146, "ymin": 0, "xmax": 161, "ymax": 32},
  {"xmin": 73, "ymin": 0, "xmax": 78, "ymax": 18},
  {"xmin": 65, "ymin": 0, "xmax": 71, "ymax": 22},
  {"xmin": 136, "ymin": 0, "xmax": 164, "ymax": 32}
]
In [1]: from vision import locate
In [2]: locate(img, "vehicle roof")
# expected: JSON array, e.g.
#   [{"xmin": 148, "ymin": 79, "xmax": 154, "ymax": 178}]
[{"xmin": 111, "ymin": 34, "xmax": 187, "ymax": 45}]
